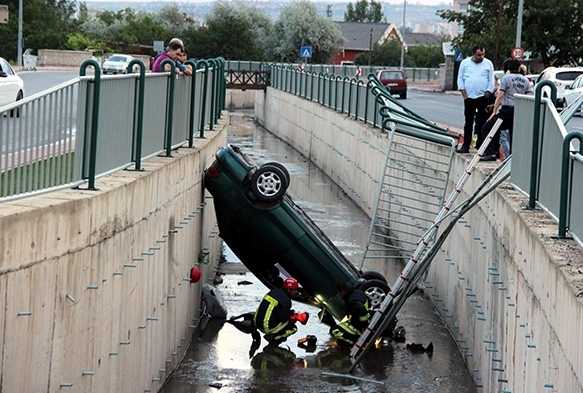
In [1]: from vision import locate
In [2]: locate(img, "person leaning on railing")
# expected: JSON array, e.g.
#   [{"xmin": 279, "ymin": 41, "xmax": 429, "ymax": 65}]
[{"xmin": 152, "ymin": 42, "xmax": 184, "ymax": 74}]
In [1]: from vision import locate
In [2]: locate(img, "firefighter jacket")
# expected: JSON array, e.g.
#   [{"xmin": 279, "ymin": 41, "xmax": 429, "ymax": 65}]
[
  {"xmin": 254, "ymin": 287, "xmax": 293, "ymax": 334},
  {"xmin": 342, "ymin": 288, "xmax": 370, "ymax": 331}
]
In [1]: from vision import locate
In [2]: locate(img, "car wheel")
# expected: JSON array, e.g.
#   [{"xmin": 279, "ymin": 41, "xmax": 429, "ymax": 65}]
[
  {"xmin": 262, "ymin": 162, "xmax": 290, "ymax": 183},
  {"xmin": 400, "ymin": 92, "xmax": 407, "ymax": 99},
  {"xmin": 251, "ymin": 165, "xmax": 288, "ymax": 202},
  {"xmin": 359, "ymin": 279, "xmax": 390, "ymax": 310},
  {"xmin": 361, "ymin": 271, "xmax": 387, "ymax": 283},
  {"xmin": 10, "ymin": 90, "xmax": 23, "ymax": 118}
]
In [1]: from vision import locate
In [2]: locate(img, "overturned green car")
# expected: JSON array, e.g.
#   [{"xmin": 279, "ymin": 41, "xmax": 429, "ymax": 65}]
[{"xmin": 204, "ymin": 144, "xmax": 392, "ymax": 325}]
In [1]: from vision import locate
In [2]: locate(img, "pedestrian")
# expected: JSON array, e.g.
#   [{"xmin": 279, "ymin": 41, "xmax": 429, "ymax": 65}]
[
  {"xmin": 151, "ymin": 41, "xmax": 184, "ymax": 73},
  {"xmin": 253, "ymin": 277, "xmax": 303, "ymax": 345},
  {"xmin": 480, "ymin": 59, "xmax": 533, "ymax": 161},
  {"xmin": 481, "ymin": 58, "xmax": 511, "ymax": 159},
  {"xmin": 330, "ymin": 282, "xmax": 371, "ymax": 346},
  {"xmin": 456, "ymin": 45, "xmax": 495, "ymax": 153}
]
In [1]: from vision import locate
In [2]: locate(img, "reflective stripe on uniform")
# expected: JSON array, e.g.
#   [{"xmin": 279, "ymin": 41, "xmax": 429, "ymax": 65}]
[{"xmin": 254, "ymin": 294, "xmax": 288, "ymax": 334}]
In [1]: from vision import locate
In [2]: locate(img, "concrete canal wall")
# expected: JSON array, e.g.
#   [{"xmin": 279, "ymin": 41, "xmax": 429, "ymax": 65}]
[
  {"xmin": 255, "ymin": 87, "xmax": 583, "ymax": 393},
  {"xmin": 0, "ymin": 120, "xmax": 228, "ymax": 392}
]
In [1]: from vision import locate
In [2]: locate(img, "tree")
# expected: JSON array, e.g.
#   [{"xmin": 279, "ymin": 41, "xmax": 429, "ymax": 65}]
[
  {"xmin": 354, "ymin": 39, "xmax": 400, "ymax": 66},
  {"xmin": 437, "ymin": 0, "xmax": 583, "ymax": 68},
  {"xmin": 267, "ymin": 0, "xmax": 345, "ymax": 63},
  {"xmin": 344, "ymin": 0, "xmax": 383, "ymax": 23},
  {"xmin": 0, "ymin": 0, "xmax": 76, "ymax": 62}
]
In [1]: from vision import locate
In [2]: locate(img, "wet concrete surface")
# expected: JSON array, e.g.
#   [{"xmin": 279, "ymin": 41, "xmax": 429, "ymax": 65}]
[{"xmin": 160, "ymin": 112, "xmax": 477, "ymax": 393}]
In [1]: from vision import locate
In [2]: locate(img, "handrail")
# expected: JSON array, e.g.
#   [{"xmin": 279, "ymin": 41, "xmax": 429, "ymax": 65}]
[
  {"xmin": 127, "ymin": 58, "xmax": 146, "ymax": 170},
  {"xmin": 529, "ymin": 80, "xmax": 557, "ymax": 208},
  {"xmin": 559, "ymin": 131, "xmax": 583, "ymax": 236},
  {"xmin": 79, "ymin": 59, "xmax": 101, "ymax": 190}
]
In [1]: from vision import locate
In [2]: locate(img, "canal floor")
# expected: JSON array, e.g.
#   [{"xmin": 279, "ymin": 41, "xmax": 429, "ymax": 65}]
[{"xmin": 160, "ymin": 112, "xmax": 477, "ymax": 393}]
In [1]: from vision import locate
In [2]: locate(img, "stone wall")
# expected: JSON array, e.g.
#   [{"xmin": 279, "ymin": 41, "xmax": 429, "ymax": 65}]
[
  {"xmin": 0, "ymin": 120, "xmax": 227, "ymax": 392},
  {"xmin": 255, "ymin": 87, "xmax": 583, "ymax": 393}
]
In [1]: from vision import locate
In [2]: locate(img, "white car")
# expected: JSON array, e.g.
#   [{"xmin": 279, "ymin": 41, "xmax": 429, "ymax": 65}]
[
  {"xmin": 536, "ymin": 66, "xmax": 583, "ymax": 108},
  {"xmin": 0, "ymin": 57, "xmax": 24, "ymax": 112},
  {"xmin": 102, "ymin": 54, "xmax": 135, "ymax": 74},
  {"xmin": 563, "ymin": 74, "xmax": 583, "ymax": 115}
]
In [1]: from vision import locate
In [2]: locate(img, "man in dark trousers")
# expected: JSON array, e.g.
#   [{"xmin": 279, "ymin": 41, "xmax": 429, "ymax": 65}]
[
  {"xmin": 330, "ymin": 282, "xmax": 371, "ymax": 346},
  {"xmin": 456, "ymin": 44, "xmax": 495, "ymax": 153},
  {"xmin": 254, "ymin": 277, "xmax": 301, "ymax": 345}
]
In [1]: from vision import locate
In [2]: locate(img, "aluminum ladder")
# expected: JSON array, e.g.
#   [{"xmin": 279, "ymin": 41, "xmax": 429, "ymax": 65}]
[{"xmin": 349, "ymin": 119, "xmax": 506, "ymax": 372}]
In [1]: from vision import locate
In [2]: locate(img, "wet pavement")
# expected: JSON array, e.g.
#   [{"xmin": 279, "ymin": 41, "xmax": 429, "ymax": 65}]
[{"xmin": 160, "ymin": 112, "xmax": 477, "ymax": 393}]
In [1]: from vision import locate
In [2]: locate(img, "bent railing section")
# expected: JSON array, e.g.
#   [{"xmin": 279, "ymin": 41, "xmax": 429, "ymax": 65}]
[{"xmin": 0, "ymin": 57, "xmax": 226, "ymax": 201}]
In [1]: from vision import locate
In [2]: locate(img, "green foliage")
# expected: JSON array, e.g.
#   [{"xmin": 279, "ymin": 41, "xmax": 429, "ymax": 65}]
[
  {"xmin": 0, "ymin": 0, "xmax": 76, "ymax": 62},
  {"xmin": 267, "ymin": 0, "xmax": 344, "ymax": 63},
  {"xmin": 344, "ymin": 0, "xmax": 383, "ymax": 23},
  {"xmin": 354, "ymin": 37, "xmax": 445, "ymax": 68},
  {"xmin": 437, "ymin": 0, "xmax": 583, "ymax": 68},
  {"xmin": 183, "ymin": 1, "xmax": 268, "ymax": 60}
]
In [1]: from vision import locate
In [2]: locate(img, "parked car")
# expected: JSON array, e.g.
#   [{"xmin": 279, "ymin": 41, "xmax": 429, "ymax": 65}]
[
  {"xmin": 376, "ymin": 69, "xmax": 407, "ymax": 99},
  {"xmin": 102, "ymin": 54, "xmax": 135, "ymax": 74},
  {"xmin": 0, "ymin": 57, "xmax": 24, "ymax": 116},
  {"xmin": 563, "ymin": 74, "xmax": 583, "ymax": 115},
  {"xmin": 204, "ymin": 144, "xmax": 394, "ymax": 327},
  {"xmin": 536, "ymin": 67, "xmax": 583, "ymax": 108}
]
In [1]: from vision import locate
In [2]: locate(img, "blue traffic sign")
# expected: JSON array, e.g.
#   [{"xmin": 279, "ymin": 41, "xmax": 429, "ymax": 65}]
[{"xmin": 300, "ymin": 46, "xmax": 312, "ymax": 59}]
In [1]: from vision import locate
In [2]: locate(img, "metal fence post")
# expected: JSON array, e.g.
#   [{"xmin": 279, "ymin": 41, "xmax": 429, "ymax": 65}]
[
  {"xmin": 559, "ymin": 131, "xmax": 583, "ymax": 237},
  {"xmin": 128, "ymin": 59, "xmax": 145, "ymax": 170},
  {"xmin": 79, "ymin": 59, "xmax": 101, "ymax": 190},
  {"xmin": 530, "ymin": 81, "xmax": 557, "ymax": 208},
  {"xmin": 196, "ymin": 60, "xmax": 209, "ymax": 138},
  {"xmin": 161, "ymin": 59, "xmax": 176, "ymax": 157}
]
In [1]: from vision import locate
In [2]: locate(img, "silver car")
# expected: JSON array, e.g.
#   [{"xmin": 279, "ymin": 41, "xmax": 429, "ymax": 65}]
[{"xmin": 102, "ymin": 54, "xmax": 135, "ymax": 74}]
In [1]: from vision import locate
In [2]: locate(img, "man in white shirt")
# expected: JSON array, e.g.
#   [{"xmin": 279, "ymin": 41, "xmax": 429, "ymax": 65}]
[{"xmin": 456, "ymin": 45, "xmax": 495, "ymax": 153}]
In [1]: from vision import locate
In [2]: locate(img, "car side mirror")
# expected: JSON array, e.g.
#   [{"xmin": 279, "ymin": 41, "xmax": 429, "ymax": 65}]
[{"xmin": 0, "ymin": 71, "xmax": 7, "ymax": 78}]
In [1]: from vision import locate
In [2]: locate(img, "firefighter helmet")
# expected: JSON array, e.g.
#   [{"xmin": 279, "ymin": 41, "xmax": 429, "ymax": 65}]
[{"xmin": 283, "ymin": 278, "xmax": 299, "ymax": 289}]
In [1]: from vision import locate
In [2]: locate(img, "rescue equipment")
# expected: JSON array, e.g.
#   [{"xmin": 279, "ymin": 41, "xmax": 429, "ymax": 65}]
[
  {"xmin": 190, "ymin": 266, "xmax": 201, "ymax": 283},
  {"xmin": 289, "ymin": 311, "xmax": 309, "ymax": 325}
]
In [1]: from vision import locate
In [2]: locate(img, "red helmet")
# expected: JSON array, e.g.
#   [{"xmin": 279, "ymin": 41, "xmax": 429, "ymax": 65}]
[{"xmin": 283, "ymin": 278, "xmax": 299, "ymax": 289}]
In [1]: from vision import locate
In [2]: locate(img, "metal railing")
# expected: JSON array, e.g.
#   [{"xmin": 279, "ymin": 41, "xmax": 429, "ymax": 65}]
[
  {"xmin": 513, "ymin": 80, "xmax": 583, "ymax": 247},
  {"xmin": 224, "ymin": 60, "xmax": 440, "ymax": 82},
  {"xmin": 0, "ymin": 57, "xmax": 226, "ymax": 200},
  {"xmin": 266, "ymin": 64, "xmax": 583, "ymax": 249}
]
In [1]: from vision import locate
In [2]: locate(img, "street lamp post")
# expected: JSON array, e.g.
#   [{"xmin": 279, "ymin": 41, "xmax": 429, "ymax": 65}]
[
  {"xmin": 399, "ymin": 0, "xmax": 406, "ymax": 69},
  {"xmin": 17, "ymin": 0, "xmax": 23, "ymax": 66}
]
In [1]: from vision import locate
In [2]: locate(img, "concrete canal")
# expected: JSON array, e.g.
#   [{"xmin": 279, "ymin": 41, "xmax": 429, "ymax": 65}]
[{"xmin": 160, "ymin": 111, "xmax": 477, "ymax": 393}]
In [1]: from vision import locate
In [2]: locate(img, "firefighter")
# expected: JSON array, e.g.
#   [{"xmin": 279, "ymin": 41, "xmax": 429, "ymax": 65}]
[
  {"xmin": 254, "ymin": 277, "xmax": 302, "ymax": 345},
  {"xmin": 330, "ymin": 282, "xmax": 371, "ymax": 346}
]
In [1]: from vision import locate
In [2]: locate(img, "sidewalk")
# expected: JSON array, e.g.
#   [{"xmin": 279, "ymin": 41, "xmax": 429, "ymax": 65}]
[{"xmin": 409, "ymin": 81, "xmax": 462, "ymax": 95}]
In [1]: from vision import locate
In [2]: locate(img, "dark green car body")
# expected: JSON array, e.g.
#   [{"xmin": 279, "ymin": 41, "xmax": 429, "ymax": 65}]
[{"xmin": 204, "ymin": 145, "xmax": 369, "ymax": 321}]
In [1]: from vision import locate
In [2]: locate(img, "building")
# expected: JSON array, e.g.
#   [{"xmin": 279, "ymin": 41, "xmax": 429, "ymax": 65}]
[{"xmin": 333, "ymin": 21, "xmax": 442, "ymax": 65}]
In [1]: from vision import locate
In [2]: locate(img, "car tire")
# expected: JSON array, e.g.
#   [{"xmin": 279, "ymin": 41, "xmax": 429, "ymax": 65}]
[
  {"xmin": 361, "ymin": 271, "xmax": 387, "ymax": 283},
  {"xmin": 400, "ymin": 92, "xmax": 407, "ymax": 99},
  {"xmin": 262, "ymin": 162, "xmax": 290, "ymax": 183},
  {"xmin": 103, "ymin": 70, "xmax": 107, "ymax": 74},
  {"xmin": 359, "ymin": 279, "xmax": 390, "ymax": 310},
  {"xmin": 10, "ymin": 90, "xmax": 23, "ymax": 118},
  {"xmin": 251, "ymin": 165, "xmax": 288, "ymax": 202}
]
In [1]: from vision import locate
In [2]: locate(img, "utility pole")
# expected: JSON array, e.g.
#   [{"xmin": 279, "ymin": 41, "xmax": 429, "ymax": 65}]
[
  {"xmin": 369, "ymin": 28, "xmax": 373, "ymax": 66},
  {"xmin": 494, "ymin": 0, "xmax": 503, "ymax": 69},
  {"xmin": 17, "ymin": 0, "xmax": 23, "ymax": 66},
  {"xmin": 399, "ymin": 0, "xmax": 406, "ymax": 69},
  {"xmin": 516, "ymin": 0, "xmax": 524, "ymax": 47}
]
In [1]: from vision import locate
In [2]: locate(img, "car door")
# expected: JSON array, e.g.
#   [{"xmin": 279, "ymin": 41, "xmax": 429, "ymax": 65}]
[{"xmin": 0, "ymin": 58, "xmax": 19, "ymax": 107}]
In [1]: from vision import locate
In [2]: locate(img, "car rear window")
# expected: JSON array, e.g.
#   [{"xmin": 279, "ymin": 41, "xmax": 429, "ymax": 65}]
[
  {"xmin": 556, "ymin": 71, "xmax": 583, "ymax": 80},
  {"xmin": 380, "ymin": 71, "xmax": 404, "ymax": 79}
]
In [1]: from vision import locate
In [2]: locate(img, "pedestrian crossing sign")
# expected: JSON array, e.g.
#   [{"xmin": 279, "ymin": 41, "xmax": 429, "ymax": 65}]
[{"xmin": 300, "ymin": 46, "xmax": 312, "ymax": 59}]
